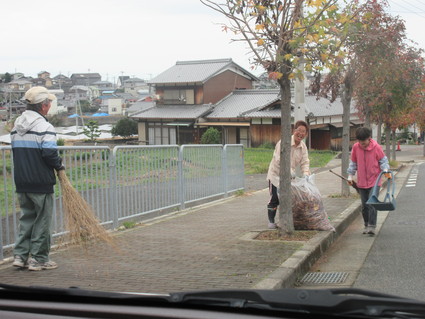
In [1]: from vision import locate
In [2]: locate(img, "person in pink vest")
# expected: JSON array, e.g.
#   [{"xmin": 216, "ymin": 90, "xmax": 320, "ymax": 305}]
[{"xmin": 347, "ymin": 127, "xmax": 391, "ymax": 235}]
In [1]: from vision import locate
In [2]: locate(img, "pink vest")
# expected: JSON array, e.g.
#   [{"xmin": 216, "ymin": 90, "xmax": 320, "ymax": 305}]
[{"xmin": 351, "ymin": 139, "xmax": 385, "ymax": 189}]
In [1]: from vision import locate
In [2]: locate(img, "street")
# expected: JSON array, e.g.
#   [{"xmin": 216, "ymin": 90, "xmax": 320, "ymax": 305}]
[
  {"xmin": 353, "ymin": 162, "xmax": 425, "ymax": 300},
  {"xmin": 298, "ymin": 147, "xmax": 425, "ymax": 301}
]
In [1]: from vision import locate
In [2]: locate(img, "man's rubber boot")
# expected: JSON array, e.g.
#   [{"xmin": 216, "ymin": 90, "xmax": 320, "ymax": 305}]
[
  {"xmin": 267, "ymin": 207, "xmax": 277, "ymax": 223},
  {"xmin": 267, "ymin": 207, "xmax": 277, "ymax": 229}
]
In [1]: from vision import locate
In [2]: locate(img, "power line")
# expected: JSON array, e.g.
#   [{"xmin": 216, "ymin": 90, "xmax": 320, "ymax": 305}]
[
  {"xmin": 400, "ymin": 0, "xmax": 425, "ymax": 12},
  {"xmin": 411, "ymin": 0, "xmax": 425, "ymax": 11},
  {"xmin": 387, "ymin": 0, "xmax": 425, "ymax": 19}
]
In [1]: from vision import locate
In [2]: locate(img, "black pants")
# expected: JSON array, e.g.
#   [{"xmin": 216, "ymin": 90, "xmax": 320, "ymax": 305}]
[
  {"xmin": 358, "ymin": 187, "xmax": 378, "ymax": 227},
  {"xmin": 267, "ymin": 182, "xmax": 279, "ymax": 223}
]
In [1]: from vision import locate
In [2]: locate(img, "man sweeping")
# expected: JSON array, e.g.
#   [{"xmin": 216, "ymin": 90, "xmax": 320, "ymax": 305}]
[{"xmin": 11, "ymin": 86, "xmax": 64, "ymax": 271}]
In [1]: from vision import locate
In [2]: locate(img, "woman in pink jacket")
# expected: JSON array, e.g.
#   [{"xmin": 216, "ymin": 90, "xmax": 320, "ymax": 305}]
[{"xmin": 347, "ymin": 127, "xmax": 390, "ymax": 235}]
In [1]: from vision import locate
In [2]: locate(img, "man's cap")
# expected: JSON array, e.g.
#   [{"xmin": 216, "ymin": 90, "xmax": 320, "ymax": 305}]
[{"xmin": 24, "ymin": 86, "xmax": 56, "ymax": 104}]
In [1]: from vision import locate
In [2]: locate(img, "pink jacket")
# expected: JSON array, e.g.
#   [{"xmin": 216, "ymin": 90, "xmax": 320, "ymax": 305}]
[{"xmin": 348, "ymin": 138, "xmax": 389, "ymax": 189}]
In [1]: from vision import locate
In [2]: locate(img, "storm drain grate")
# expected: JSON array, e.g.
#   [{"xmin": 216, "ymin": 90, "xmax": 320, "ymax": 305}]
[{"xmin": 300, "ymin": 272, "xmax": 349, "ymax": 284}]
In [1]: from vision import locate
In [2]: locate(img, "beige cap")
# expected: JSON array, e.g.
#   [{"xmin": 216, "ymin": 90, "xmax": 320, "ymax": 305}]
[{"xmin": 24, "ymin": 86, "xmax": 56, "ymax": 104}]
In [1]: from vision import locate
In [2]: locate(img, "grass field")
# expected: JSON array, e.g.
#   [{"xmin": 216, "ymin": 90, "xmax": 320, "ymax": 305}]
[{"xmin": 244, "ymin": 148, "xmax": 337, "ymax": 175}]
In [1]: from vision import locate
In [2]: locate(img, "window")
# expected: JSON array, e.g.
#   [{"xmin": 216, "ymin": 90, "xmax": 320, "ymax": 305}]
[
  {"xmin": 239, "ymin": 127, "xmax": 249, "ymax": 147},
  {"xmin": 148, "ymin": 122, "xmax": 176, "ymax": 145},
  {"xmin": 163, "ymin": 89, "xmax": 194, "ymax": 104}
]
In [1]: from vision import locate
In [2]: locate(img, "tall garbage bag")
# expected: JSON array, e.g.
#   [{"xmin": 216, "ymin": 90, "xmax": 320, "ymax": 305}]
[{"xmin": 291, "ymin": 175, "xmax": 335, "ymax": 231}]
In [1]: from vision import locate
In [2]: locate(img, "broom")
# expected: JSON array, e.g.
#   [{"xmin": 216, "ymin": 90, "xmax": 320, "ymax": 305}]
[{"xmin": 57, "ymin": 169, "xmax": 115, "ymax": 248}]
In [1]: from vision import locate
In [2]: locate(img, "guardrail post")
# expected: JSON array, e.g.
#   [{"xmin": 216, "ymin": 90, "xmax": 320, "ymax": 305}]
[
  {"xmin": 222, "ymin": 145, "xmax": 228, "ymax": 197},
  {"xmin": 109, "ymin": 148, "xmax": 119, "ymax": 229},
  {"xmin": 178, "ymin": 146, "xmax": 185, "ymax": 210}
]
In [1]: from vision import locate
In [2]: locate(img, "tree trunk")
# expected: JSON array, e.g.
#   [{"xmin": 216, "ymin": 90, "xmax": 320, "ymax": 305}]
[
  {"xmin": 377, "ymin": 120, "xmax": 382, "ymax": 144},
  {"xmin": 385, "ymin": 124, "xmax": 391, "ymax": 159},
  {"xmin": 364, "ymin": 104, "xmax": 371, "ymax": 129},
  {"xmin": 278, "ymin": 75, "xmax": 294, "ymax": 235},
  {"xmin": 340, "ymin": 72, "xmax": 353, "ymax": 197},
  {"xmin": 391, "ymin": 129, "xmax": 396, "ymax": 161}
]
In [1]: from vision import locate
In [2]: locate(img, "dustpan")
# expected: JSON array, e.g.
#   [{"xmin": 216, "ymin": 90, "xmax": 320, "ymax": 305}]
[{"xmin": 366, "ymin": 171, "xmax": 396, "ymax": 211}]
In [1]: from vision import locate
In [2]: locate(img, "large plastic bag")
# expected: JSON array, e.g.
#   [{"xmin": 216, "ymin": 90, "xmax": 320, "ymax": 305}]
[{"xmin": 291, "ymin": 175, "xmax": 335, "ymax": 231}]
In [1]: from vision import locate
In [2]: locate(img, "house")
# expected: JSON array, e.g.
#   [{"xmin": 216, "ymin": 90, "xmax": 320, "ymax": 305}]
[
  {"xmin": 70, "ymin": 73, "xmax": 102, "ymax": 86},
  {"xmin": 52, "ymin": 74, "xmax": 73, "ymax": 92},
  {"xmin": 201, "ymin": 89, "xmax": 362, "ymax": 149},
  {"xmin": 126, "ymin": 100, "xmax": 155, "ymax": 117},
  {"xmin": 118, "ymin": 75, "xmax": 130, "ymax": 88},
  {"xmin": 131, "ymin": 58, "xmax": 363, "ymax": 149},
  {"xmin": 123, "ymin": 77, "xmax": 149, "ymax": 97},
  {"xmin": 7, "ymin": 78, "xmax": 32, "ymax": 94},
  {"xmin": 92, "ymin": 80, "xmax": 114, "ymax": 93},
  {"xmin": 12, "ymin": 73, "xmax": 25, "ymax": 81},
  {"xmin": 106, "ymin": 98, "xmax": 122, "ymax": 115},
  {"xmin": 5, "ymin": 78, "xmax": 33, "ymax": 104},
  {"xmin": 36, "ymin": 71, "xmax": 53, "ymax": 88},
  {"xmin": 198, "ymin": 89, "xmax": 281, "ymax": 147},
  {"xmin": 305, "ymin": 96, "xmax": 362, "ymax": 150},
  {"xmin": 95, "ymin": 93, "xmax": 123, "ymax": 115},
  {"xmin": 68, "ymin": 85, "xmax": 99, "ymax": 101},
  {"xmin": 131, "ymin": 58, "xmax": 259, "ymax": 145}
]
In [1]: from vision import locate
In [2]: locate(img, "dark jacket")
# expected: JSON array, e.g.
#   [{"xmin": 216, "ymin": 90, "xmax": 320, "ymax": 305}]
[{"xmin": 10, "ymin": 110, "xmax": 62, "ymax": 193}]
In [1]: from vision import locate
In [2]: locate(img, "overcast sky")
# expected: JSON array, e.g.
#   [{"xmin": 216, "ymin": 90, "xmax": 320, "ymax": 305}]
[{"xmin": 2, "ymin": 0, "xmax": 424, "ymax": 83}]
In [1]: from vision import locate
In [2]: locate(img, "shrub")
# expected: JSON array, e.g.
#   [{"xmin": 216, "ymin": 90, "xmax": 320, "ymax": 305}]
[
  {"xmin": 201, "ymin": 127, "xmax": 221, "ymax": 144},
  {"xmin": 57, "ymin": 138, "xmax": 65, "ymax": 146},
  {"xmin": 111, "ymin": 118, "xmax": 138, "ymax": 137},
  {"xmin": 83, "ymin": 120, "xmax": 101, "ymax": 142}
]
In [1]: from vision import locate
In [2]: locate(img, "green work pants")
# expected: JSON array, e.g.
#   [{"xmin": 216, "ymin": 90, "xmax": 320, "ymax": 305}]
[{"xmin": 14, "ymin": 193, "xmax": 54, "ymax": 263}]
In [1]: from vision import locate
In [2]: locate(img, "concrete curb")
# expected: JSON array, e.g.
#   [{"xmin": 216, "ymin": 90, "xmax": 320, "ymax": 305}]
[
  {"xmin": 253, "ymin": 199, "xmax": 362, "ymax": 289},
  {"xmin": 253, "ymin": 164, "xmax": 407, "ymax": 290}
]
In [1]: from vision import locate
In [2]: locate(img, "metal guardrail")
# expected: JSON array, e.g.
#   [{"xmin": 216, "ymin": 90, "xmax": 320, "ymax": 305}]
[{"xmin": 0, "ymin": 144, "xmax": 244, "ymax": 260}]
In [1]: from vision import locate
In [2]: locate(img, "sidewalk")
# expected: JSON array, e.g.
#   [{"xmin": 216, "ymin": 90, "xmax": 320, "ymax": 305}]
[{"xmin": 0, "ymin": 146, "xmax": 422, "ymax": 294}]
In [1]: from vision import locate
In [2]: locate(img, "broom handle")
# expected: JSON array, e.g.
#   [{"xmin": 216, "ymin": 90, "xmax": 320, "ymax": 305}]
[
  {"xmin": 329, "ymin": 169, "xmax": 349, "ymax": 181},
  {"xmin": 329, "ymin": 169, "xmax": 359, "ymax": 192}
]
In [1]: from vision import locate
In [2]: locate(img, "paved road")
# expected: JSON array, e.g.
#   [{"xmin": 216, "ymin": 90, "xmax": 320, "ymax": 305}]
[
  {"xmin": 354, "ymin": 162, "xmax": 425, "ymax": 300},
  {"xmin": 297, "ymin": 145, "xmax": 425, "ymax": 298}
]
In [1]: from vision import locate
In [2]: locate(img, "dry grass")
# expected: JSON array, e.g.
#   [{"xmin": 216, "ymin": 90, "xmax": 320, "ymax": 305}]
[
  {"xmin": 255, "ymin": 230, "xmax": 319, "ymax": 241},
  {"xmin": 57, "ymin": 170, "xmax": 115, "ymax": 249}
]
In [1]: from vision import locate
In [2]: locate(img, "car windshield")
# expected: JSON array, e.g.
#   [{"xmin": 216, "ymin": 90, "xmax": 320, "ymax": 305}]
[{"xmin": 1, "ymin": 0, "xmax": 425, "ymax": 318}]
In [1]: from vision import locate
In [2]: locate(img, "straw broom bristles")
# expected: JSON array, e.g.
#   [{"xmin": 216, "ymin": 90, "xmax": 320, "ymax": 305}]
[{"xmin": 57, "ymin": 169, "xmax": 115, "ymax": 248}]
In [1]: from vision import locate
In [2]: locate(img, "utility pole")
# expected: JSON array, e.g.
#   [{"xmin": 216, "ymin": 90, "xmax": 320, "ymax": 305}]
[
  {"xmin": 294, "ymin": 2, "xmax": 306, "ymax": 125},
  {"xmin": 294, "ymin": 60, "xmax": 306, "ymax": 124}
]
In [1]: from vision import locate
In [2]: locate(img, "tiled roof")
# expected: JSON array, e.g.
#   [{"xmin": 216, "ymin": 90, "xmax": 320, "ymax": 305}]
[
  {"xmin": 130, "ymin": 104, "xmax": 213, "ymax": 119},
  {"xmin": 207, "ymin": 89, "xmax": 280, "ymax": 119},
  {"xmin": 70, "ymin": 73, "xmax": 101, "ymax": 78},
  {"xmin": 129, "ymin": 91, "xmax": 359, "ymax": 121},
  {"xmin": 207, "ymin": 91, "xmax": 358, "ymax": 119},
  {"xmin": 149, "ymin": 58, "xmax": 258, "ymax": 84},
  {"xmin": 305, "ymin": 95, "xmax": 358, "ymax": 117},
  {"xmin": 245, "ymin": 109, "xmax": 282, "ymax": 118},
  {"xmin": 127, "ymin": 101, "xmax": 155, "ymax": 116}
]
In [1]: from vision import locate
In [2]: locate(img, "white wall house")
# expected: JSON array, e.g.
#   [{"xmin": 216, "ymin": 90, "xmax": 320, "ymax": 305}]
[{"xmin": 107, "ymin": 98, "xmax": 122, "ymax": 115}]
